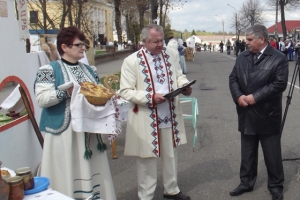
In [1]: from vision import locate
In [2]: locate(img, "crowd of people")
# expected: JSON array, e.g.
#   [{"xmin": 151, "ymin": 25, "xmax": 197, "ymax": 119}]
[{"xmin": 218, "ymin": 36, "xmax": 300, "ymax": 60}]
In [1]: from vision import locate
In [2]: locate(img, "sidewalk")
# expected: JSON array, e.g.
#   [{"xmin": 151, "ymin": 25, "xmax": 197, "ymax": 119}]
[{"xmin": 95, "ymin": 55, "xmax": 127, "ymax": 78}]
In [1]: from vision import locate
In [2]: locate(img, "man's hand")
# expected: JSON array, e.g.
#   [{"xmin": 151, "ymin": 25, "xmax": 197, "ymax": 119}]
[
  {"xmin": 154, "ymin": 93, "xmax": 167, "ymax": 104},
  {"xmin": 181, "ymin": 87, "xmax": 192, "ymax": 96},
  {"xmin": 237, "ymin": 95, "xmax": 248, "ymax": 107},
  {"xmin": 181, "ymin": 83, "xmax": 192, "ymax": 96},
  {"xmin": 244, "ymin": 94, "xmax": 256, "ymax": 105}
]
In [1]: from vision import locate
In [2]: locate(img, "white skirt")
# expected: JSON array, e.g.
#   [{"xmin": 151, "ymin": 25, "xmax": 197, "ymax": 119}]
[{"xmin": 41, "ymin": 126, "xmax": 116, "ymax": 200}]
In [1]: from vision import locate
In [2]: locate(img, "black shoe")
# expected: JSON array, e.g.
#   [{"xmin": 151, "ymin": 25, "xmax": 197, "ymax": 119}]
[
  {"xmin": 163, "ymin": 191, "xmax": 191, "ymax": 200},
  {"xmin": 272, "ymin": 192, "xmax": 283, "ymax": 200},
  {"xmin": 229, "ymin": 185, "xmax": 253, "ymax": 196}
]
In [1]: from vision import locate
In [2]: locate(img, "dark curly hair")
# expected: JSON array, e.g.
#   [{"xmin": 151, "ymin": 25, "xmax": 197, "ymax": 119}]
[{"xmin": 57, "ymin": 26, "xmax": 86, "ymax": 56}]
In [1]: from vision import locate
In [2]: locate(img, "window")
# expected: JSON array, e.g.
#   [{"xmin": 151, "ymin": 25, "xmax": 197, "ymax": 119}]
[{"xmin": 29, "ymin": 11, "xmax": 38, "ymax": 24}]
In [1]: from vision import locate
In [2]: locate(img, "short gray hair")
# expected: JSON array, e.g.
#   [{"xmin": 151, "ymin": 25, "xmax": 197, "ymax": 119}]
[
  {"xmin": 141, "ymin": 24, "xmax": 164, "ymax": 42},
  {"xmin": 245, "ymin": 24, "xmax": 269, "ymax": 42}
]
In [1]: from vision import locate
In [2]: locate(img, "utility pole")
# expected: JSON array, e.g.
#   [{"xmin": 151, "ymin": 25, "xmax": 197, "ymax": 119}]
[
  {"xmin": 215, "ymin": 15, "xmax": 225, "ymax": 42},
  {"xmin": 275, "ymin": 0, "xmax": 279, "ymax": 39},
  {"xmin": 227, "ymin": 4, "xmax": 238, "ymax": 41}
]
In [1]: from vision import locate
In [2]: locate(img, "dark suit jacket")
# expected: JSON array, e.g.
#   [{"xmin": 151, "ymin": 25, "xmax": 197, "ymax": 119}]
[{"xmin": 229, "ymin": 45, "xmax": 288, "ymax": 135}]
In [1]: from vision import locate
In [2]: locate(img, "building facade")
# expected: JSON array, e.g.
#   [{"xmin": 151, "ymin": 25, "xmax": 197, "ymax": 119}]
[{"xmin": 27, "ymin": 0, "xmax": 114, "ymax": 43}]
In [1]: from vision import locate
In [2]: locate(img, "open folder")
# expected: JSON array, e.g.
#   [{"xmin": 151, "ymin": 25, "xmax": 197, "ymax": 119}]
[{"xmin": 164, "ymin": 80, "xmax": 196, "ymax": 98}]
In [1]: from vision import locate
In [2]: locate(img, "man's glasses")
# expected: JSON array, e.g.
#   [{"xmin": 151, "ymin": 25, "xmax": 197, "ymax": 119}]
[{"xmin": 69, "ymin": 43, "xmax": 86, "ymax": 48}]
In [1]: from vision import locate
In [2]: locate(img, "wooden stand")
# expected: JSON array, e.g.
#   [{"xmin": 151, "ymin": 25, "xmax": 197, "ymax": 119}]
[{"xmin": 111, "ymin": 140, "xmax": 117, "ymax": 159}]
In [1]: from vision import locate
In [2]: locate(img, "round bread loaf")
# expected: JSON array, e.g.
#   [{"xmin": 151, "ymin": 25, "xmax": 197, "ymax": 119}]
[
  {"xmin": 1, "ymin": 169, "xmax": 11, "ymax": 178},
  {"xmin": 79, "ymin": 82, "xmax": 114, "ymax": 106}
]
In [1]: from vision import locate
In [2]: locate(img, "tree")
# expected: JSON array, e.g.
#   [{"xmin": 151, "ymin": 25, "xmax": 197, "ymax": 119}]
[
  {"xmin": 150, "ymin": 0, "xmax": 159, "ymax": 23},
  {"xmin": 137, "ymin": 0, "xmax": 150, "ymax": 31},
  {"xmin": 267, "ymin": 0, "xmax": 300, "ymax": 39},
  {"xmin": 27, "ymin": 0, "xmax": 100, "ymax": 35},
  {"xmin": 120, "ymin": 0, "xmax": 136, "ymax": 42},
  {"xmin": 114, "ymin": 0, "xmax": 122, "ymax": 44},
  {"xmin": 239, "ymin": 0, "xmax": 265, "ymax": 30},
  {"xmin": 158, "ymin": 0, "xmax": 185, "ymax": 28},
  {"xmin": 191, "ymin": 29, "xmax": 196, "ymax": 36}
]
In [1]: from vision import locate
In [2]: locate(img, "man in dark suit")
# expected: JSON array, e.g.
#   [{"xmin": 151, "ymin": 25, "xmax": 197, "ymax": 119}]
[{"xmin": 229, "ymin": 24, "xmax": 288, "ymax": 200}]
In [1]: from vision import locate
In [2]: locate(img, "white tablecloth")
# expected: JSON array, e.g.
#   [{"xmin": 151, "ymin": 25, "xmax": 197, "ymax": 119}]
[{"xmin": 23, "ymin": 188, "xmax": 74, "ymax": 200}]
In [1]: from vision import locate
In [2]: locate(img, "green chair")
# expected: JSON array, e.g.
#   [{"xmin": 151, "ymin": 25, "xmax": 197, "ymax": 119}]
[{"xmin": 180, "ymin": 97, "xmax": 199, "ymax": 151}]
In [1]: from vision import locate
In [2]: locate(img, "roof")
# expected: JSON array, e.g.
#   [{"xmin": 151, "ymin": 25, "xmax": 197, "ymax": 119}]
[
  {"xmin": 267, "ymin": 20, "xmax": 300, "ymax": 33},
  {"xmin": 195, "ymin": 35, "xmax": 246, "ymax": 44},
  {"xmin": 197, "ymin": 35, "xmax": 234, "ymax": 42}
]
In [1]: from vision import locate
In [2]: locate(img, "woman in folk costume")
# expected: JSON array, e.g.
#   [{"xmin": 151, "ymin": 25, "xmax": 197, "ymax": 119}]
[
  {"xmin": 120, "ymin": 24, "xmax": 192, "ymax": 200},
  {"xmin": 35, "ymin": 26, "xmax": 118, "ymax": 200},
  {"xmin": 285, "ymin": 38, "xmax": 294, "ymax": 61}
]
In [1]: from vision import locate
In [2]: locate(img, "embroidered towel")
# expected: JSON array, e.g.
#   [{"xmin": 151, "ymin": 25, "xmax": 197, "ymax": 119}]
[{"xmin": 70, "ymin": 83, "xmax": 121, "ymax": 134}]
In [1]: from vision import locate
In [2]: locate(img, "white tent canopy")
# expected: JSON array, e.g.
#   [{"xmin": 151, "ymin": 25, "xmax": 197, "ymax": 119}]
[
  {"xmin": 186, "ymin": 35, "xmax": 201, "ymax": 52},
  {"xmin": 186, "ymin": 35, "xmax": 201, "ymax": 44}
]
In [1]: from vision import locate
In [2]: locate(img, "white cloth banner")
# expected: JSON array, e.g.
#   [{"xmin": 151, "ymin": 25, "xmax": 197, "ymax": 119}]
[{"xmin": 17, "ymin": 0, "xmax": 29, "ymax": 41}]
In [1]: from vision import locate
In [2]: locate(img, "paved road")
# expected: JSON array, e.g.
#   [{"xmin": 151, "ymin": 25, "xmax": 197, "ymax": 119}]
[{"xmin": 97, "ymin": 51, "xmax": 300, "ymax": 200}]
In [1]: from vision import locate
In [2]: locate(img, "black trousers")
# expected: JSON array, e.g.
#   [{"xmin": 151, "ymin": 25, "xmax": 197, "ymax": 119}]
[{"xmin": 240, "ymin": 133, "xmax": 284, "ymax": 193}]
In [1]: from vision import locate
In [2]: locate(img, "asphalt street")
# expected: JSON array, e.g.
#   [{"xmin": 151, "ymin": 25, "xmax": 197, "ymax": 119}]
[{"xmin": 97, "ymin": 51, "xmax": 300, "ymax": 200}]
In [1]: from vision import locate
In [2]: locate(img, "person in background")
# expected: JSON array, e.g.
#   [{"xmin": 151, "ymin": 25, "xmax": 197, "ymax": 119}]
[
  {"xmin": 226, "ymin": 39, "xmax": 231, "ymax": 55},
  {"xmin": 119, "ymin": 24, "xmax": 192, "ymax": 200},
  {"xmin": 284, "ymin": 39, "xmax": 289, "ymax": 57},
  {"xmin": 240, "ymin": 39, "xmax": 246, "ymax": 52},
  {"xmin": 178, "ymin": 38, "xmax": 187, "ymax": 74},
  {"xmin": 167, "ymin": 36, "xmax": 178, "ymax": 52},
  {"xmin": 234, "ymin": 40, "xmax": 240, "ymax": 57},
  {"xmin": 274, "ymin": 38, "xmax": 279, "ymax": 50},
  {"xmin": 35, "ymin": 26, "xmax": 117, "ymax": 199},
  {"xmin": 279, "ymin": 38, "xmax": 285, "ymax": 54},
  {"xmin": 229, "ymin": 24, "xmax": 288, "ymax": 200},
  {"xmin": 285, "ymin": 38, "xmax": 294, "ymax": 61},
  {"xmin": 269, "ymin": 37, "xmax": 277, "ymax": 49},
  {"xmin": 295, "ymin": 40, "xmax": 300, "ymax": 60},
  {"xmin": 219, "ymin": 41, "xmax": 224, "ymax": 53},
  {"xmin": 293, "ymin": 40, "xmax": 298, "ymax": 60}
]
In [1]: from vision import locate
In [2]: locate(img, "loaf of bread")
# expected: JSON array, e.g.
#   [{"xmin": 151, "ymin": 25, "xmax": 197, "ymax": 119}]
[
  {"xmin": 1, "ymin": 169, "xmax": 11, "ymax": 178},
  {"xmin": 79, "ymin": 82, "xmax": 114, "ymax": 106}
]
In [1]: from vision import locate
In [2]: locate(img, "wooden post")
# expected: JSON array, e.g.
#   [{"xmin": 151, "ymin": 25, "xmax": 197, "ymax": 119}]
[{"xmin": 111, "ymin": 140, "xmax": 117, "ymax": 159}]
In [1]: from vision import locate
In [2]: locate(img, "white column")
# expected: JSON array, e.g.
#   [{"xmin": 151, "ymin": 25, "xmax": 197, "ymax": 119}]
[{"xmin": 100, "ymin": 9, "xmax": 103, "ymax": 34}]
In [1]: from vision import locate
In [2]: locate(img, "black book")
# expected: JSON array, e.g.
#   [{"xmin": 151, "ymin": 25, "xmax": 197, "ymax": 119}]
[{"xmin": 164, "ymin": 80, "xmax": 196, "ymax": 98}]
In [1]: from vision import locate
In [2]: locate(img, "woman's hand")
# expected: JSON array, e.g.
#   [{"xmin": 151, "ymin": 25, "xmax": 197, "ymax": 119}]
[{"xmin": 67, "ymin": 86, "xmax": 74, "ymax": 96}]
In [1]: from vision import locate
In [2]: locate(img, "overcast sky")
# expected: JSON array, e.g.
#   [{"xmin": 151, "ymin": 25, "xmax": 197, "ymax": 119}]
[{"xmin": 168, "ymin": 0, "xmax": 300, "ymax": 33}]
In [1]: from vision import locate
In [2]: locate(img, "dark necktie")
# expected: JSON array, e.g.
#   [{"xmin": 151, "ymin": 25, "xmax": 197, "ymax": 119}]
[{"xmin": 254, "ymin": 52, "xmax": 261, "ymax": 61}]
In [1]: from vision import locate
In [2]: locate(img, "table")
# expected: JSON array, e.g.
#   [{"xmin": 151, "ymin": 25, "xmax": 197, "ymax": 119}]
[
  {"xmin": 23, "ymin": 188, "xmax": 74, "ymax": 200},
  {"xmin": 1, "ymin": 167, "xmax": 74, "ymax": 200}
]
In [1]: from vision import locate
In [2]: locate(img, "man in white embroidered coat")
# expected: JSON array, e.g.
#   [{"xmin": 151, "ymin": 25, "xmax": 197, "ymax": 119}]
[{"xmin": 119, "ymin": 24, "xmax": 192, "ymax": 200}]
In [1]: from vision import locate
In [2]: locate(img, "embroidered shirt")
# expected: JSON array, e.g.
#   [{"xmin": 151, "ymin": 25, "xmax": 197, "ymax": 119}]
[{"xmin": 143, "ymin": 47, "xmax": 172, "ymax": 128}]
